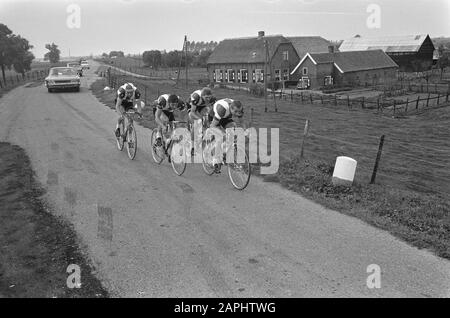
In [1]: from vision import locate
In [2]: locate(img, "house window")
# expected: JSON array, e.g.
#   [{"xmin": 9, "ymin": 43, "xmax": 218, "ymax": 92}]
[
  {"xmin": 213, "ymin": 70, "xmax": 216, "ymax": 82},
  {"xmin": 302, "ymin": 67, "xmax": 308, "ymax": 76},
  {"xmin": 324, "ymin": 76, "xmax": 333, "ymax": 86},
  {"xmin": 283, "ymin": 69, "xmax": 289, "ymax": 81},
  {"xmin": 255, "ymin": 69, "xmax": 264, "ymax": 83},
  {"xmin": 215, "ymin": 69, "xmax": 221, "ymax": 83},
  {"xmin": 219, "ymin": 70, "xmax": 224, "ymax": 82},
  {"xmin": 227, "ymin": 69, "xmax": 235, "ymax": 82},
  {"xmin": 252, "ymin": 70, "xmax": 256, "ymax": 83},
  {"xmin": 274, "ymin": 69, "xmax": 281, "ymax": 81},
  {"xmin": 240, "ymin": 69, "xmax": 248, "ymax": 83},
  {"xmin": 282, "ymin": 51, "xmax": 289, "ymax": 61}
]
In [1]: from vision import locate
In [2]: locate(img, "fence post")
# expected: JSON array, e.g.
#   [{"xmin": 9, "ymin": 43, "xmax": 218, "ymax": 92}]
[
  {"xmin": 370, "ymin": 135, "xmax": 385, "ymax": 184},
  {"xmin": 362, "ymin": 96, "xmax": 365, "ymax": 109},
  {"xmin": 416, "ymin": 96, "xmax": 420, "ymax": 110},
  {"xmin": 393, "ymin": 100, "xmax": 396, "ymax": 115},
  {"xmin": 145, "ymin": 86, "xmax": 147, "ymax": 106},
  {"xmin": 426, "ymin": 93, "xmax": 430, "ymax": 107},
  {"xmin": 377, "ymin": 98, "xmax": 380, "ymax": 111},
  {"xmin": 290, "ymin": 90, "xmax": 293, "ymax": 102},
  {"xmin": 446, "ymin": 92, "xmax": 449, "ymax": 103},
  {"xmin": 334, "ymin": 95, "xmax": 337, "ymax": 106},
  {"xmin": 310, "ymin": 94, "xmax": 313, "ymax": 104},
  {"xmin": 347, "ymin": 95, "xmax": 350, "ymax": 109},
  {"xmin": 405, "ymin": 98, "xmax": 409, "ymax": 113},
  {"xmin": 300, "ymin": 119, "xmax": 310, "ymax": 159},
  {"xmin": 437, "ymin": 94, "xmax": 440, "ymax": 105}
]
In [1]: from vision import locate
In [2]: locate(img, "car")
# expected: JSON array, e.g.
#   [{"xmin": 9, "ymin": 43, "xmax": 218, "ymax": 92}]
[
  {"xmin": 66, "ymin": 62, "xmax": 83, "ymax": 77},
  {"xmin": 80, "ymin": 60, "xmax": 90, "ymax": 70},
  {"xmin": 45, "ymin": 67, "xmax": 81, "ymax": 92}
]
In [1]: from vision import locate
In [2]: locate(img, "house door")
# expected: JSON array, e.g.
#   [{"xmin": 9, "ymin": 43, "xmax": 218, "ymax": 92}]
[{"xmin": 298, "ymin": 77, "xmax": 310, "ymax": 89}]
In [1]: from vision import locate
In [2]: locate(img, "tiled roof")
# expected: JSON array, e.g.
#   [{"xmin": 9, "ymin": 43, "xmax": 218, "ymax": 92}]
[
  {"xmin": 287, "ymin": 36, "xmax": 332, "ymax": 57},
  {"xmin": 207, "ymin": 35, "xmax": 289, "ymax": 64},
  {"xmin": 292, "ymin": 50, "xmax": 398, "ymax": 74},
  {"xmin": 339, "ymin": 34, "xmax": 433, "ymax": 53}
]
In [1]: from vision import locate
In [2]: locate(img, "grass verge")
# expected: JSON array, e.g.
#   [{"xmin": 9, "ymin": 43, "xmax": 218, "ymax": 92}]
[{"xmin": 0, "ymin": 142, "xmax": 108, "ymax": 297}]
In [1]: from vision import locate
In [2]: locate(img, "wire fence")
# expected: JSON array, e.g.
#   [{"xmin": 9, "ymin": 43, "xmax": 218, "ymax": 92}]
[{"xmin": 0, "ymin": 69, "xmax": 50, "ymax": 92}]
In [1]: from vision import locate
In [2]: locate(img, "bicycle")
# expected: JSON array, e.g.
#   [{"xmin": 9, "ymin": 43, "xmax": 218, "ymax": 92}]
[
  {"xmin": 115, "ymin": 109, "xmax": 142, "ymax": 160},
  {"xmin": 201, "ymin": 126, "xmax": 251, "ymax": 190},
  {"xmin": 150, "ymin": 121, "xmax": 189, "ymax": 176}
]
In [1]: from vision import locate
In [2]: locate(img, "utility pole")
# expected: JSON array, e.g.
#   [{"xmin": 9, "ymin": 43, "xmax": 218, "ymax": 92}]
[
  {"xmin": 176, "ymin": 35, "xmax": 187, "ymax": 87},
  {"xmin": 185, "ymin": 35, "xmax": 188, "ymax": 88},
  {"xmin": 264, "ymin": 39, "xmax": 268, "ymax": 112}
]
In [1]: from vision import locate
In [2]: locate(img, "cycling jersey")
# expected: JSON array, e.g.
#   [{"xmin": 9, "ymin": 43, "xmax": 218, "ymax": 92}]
[
  {"xmin": 190, "ymin": 90, "xmax": 208, "ymax": 111},
  {"xmin": 154, "ymin": 94, "xmax": 183, "ymax": 122},
  {"xmin": 116, "ymin": 83, "xmax": 141, "ymax": 111},
  {"xmin": 208, "ymin": 98, "xmax": 235, "ymax": 129}
]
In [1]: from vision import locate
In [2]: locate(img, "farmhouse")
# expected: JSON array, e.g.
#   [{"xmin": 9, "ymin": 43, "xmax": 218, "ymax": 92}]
[
  {"xmin": 290, "ymin": 50, "xmax": 399, "ymax": 89},
  {"xmin": 206, "ymin": 32, "xmax": 332, "ymax": 86},
  {"xmin": 339, "ymin": 34, "xmax": 435, "ymax": 72}
]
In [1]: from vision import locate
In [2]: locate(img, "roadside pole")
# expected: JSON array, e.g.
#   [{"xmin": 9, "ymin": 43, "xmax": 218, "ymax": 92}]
[{"xmin": 300, "ymin": 119, "xmax": 310, "ymax": 159}]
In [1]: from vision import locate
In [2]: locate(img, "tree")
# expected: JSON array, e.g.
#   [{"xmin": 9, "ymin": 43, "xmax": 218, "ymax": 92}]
[
  {"xmin": 9, "ymin": 35, "xmax": 34, "ymax": 75},
  {"xmin": 0, "ymin": 23, "xmax": 35, "ymax": 82},
  {"xmin": 44, "ymin": 43, "xmax": 60, "ymax": 64},
  {"xmin": 109, "ymin": 51, "xmax": 124, "ymax": 58},
  {"xmin": 437, "ymin": 51, "xmax": 450, "ymax": 79},
  {"xmin": 142, "ymin": 50, "xmax": 162, "ymax": 69},
  {"xmin": 0, "ymin": 23, "xmax": 13, "ymax": 82}
]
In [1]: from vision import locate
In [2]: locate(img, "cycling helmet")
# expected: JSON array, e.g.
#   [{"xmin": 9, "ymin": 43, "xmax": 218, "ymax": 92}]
[
  {"xmin": 231, "ymin": 100, "xmax": 242, "ymax": 110},
  {"xmin": 125, "ymin": 83, "xmax": 134, "ymax": 92}
]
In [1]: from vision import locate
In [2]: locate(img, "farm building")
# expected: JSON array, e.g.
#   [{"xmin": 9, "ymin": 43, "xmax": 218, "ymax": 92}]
[
  {"xmin": 206, "ymin": 32, "xmax": 331, "ymax": 86},
  {"xmin": 290, "ymin": 50, "xmax": 399, "ymax": 89},
  {"xmin": 339, "ymin": 34, "xmax": 435, "ymax": 72}
]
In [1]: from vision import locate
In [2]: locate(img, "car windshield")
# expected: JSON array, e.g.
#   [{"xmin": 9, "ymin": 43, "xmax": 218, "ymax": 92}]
[{"xmin": 51, "ymin": 68, "xmax": 77, "ymax": 76}]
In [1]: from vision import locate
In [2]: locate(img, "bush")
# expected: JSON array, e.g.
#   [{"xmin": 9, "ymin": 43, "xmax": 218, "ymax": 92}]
[
  {"xmin": 321, "ymin": 86, "xmax": 353, "ymax": 94},
  {"xmin": 249, "ymin": 83, "xmax": 265, "ymax": 96}
]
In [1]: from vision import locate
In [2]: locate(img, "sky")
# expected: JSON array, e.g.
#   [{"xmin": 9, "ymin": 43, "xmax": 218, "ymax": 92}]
[{"xmin": 0, "ymin": 0, "xmax": 449, "ymax": 58}]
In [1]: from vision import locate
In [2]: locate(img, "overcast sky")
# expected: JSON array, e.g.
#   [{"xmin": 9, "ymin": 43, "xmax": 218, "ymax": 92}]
[{"xmin": 0, "ymin": 0, "xmax": 449, "ymax": 58}]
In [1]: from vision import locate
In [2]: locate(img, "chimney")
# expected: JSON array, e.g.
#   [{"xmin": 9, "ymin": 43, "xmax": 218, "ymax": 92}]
[
  {"xmin": 258, "ymin": 31, "xmax": 265, "ymax": 38},
  {"xmin": 328, "ymin": 45, "xmax": 335, "ymax": 53}
]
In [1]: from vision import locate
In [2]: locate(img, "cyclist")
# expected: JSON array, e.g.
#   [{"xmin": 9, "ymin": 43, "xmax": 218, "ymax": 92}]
[
  {"xmin": 188, "ymin": 87, "xmax": 216, "ymax": 155},
  {"xmin": 114, "ymin": 83, "xmax": 142, "ymax": 138},
  {"xmin": 153, "ymin": 94, "xmax": 187, "ymax": 149},
  {"xmin": 207, "ymin": 98, "xmax": 244, "ymax": 173}
]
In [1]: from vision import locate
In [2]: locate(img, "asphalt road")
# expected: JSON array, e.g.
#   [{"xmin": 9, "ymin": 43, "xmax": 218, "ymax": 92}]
[{"xmin": 0, "ymin": 61, "xmax": 448, "ymax": 297}]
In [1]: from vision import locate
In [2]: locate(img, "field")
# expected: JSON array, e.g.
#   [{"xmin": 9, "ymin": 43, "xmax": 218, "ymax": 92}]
[
  {"xmin": 93, "ymin": 63, "xmax": 450, "ymax": 258},
  {"xmin": 98, "ymin": 56, "xmax": 208, "ymax": 83}
]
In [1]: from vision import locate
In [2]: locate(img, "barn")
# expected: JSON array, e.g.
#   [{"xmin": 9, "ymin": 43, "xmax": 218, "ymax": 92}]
[
  {"xmin": 206, "ymin": 32, "xmax": 299, "ymax": 86},
  {"xmin": 290, "ymin": 50, "xmax": 399, "ymax": 89},
  {"xmin": 339, "ymin": 34, "xmax": 435, "ymax": 72}
]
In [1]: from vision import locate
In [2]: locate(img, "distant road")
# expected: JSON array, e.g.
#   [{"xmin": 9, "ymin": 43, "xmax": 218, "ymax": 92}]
[{"xmin": 0, "ymin": 60, "xmax": 448, "ymax": 297}]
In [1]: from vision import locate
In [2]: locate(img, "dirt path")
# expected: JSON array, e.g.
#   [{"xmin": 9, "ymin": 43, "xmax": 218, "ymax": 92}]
[{"xmin": 0, "ymin": 60, "xmax": 448, "ymax": 297}]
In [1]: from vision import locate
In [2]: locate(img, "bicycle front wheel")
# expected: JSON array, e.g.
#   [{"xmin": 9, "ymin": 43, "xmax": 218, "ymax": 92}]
[
  {"xmin": 201, "ymin": 139, "xmax": 215, "ymax": 176},
  {"xmin": 170, "ymin": 139, "xmax": 187, "ymax": 176},
  {"xmin": 227, "ymin": 145, "xmax": 251, "ymax": 190},
  {"xmin": 150, "ymin": 129, "xmax": 165, "ymax": 164},
  {"xmin": 126, "ymin": 124, "xmax": 137, "ymax": 160}
]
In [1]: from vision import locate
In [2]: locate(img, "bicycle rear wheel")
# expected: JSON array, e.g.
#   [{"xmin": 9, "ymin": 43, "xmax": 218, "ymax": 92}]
[
  {"xmin": 170, "ymin": 139, "xmax": 187, "ymax": 176},
  {"xmin": 126, "ymin": 124, "xmax": 137, "ymax": 160},
  {"xmin": 150, "ymin": 129, "xmax": 165, "ymax": 164},
  {"xmin": 116, "ymin": 121, "xmax": 125, "ymax": 151},
  {"xmin": 227, "ymin": 145, "xmax": 251, "ymax": 190}
]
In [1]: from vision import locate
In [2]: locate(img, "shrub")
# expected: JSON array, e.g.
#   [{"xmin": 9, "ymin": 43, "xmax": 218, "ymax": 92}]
[{"xmin": 249, "ymin": 83, "xmax": 265, "ymax": 96}]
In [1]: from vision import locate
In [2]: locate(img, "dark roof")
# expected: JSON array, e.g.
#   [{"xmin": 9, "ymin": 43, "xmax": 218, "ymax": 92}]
[
  {"xmin": 207, "ymin": 35, "xmax": 289, "ymax": 64},
  {"xmin": 339, "ymin": 34, "xmax": 434, "ymax": 53},
  {"xmin": 292, "ymin": 50, "xmax": 398, "ymax": 74},
  {"xmin": 287, "ymin": 36, "xmax": 332, "ymax": 57}
]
